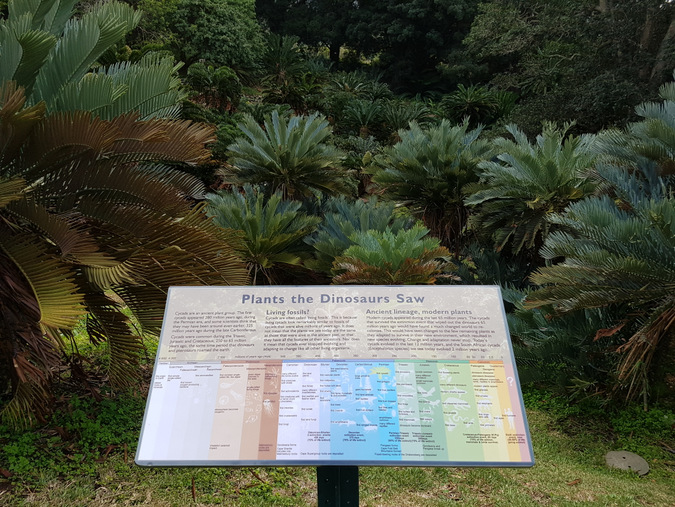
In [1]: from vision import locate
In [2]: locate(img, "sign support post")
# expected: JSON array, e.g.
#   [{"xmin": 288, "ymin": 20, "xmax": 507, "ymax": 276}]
[{"xmin": 317, "ymin": 466, "xmax": 359, "ymax": 506}]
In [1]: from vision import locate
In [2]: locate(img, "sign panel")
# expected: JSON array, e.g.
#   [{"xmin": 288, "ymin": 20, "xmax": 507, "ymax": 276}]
[{"xmin": 136, "ymin": 286, "xmax": 534, "ymax": 467}]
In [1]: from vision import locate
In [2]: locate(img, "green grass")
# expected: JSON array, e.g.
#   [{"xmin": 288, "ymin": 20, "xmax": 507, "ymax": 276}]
[{"xmin": 1, "ymin": 386, "xmax": 673, "ymax": 506}]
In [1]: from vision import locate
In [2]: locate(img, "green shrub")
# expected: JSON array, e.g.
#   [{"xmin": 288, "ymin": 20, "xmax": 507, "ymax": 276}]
[
  {"xmin": 206, "ymin": 185, "xmax": 320, "ymax": 284},
  {"xmin": 187, "ymin": 62, "xmax": 242, "ymax": 111}
]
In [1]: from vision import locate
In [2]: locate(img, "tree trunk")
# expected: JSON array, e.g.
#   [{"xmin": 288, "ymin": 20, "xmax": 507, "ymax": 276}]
[
  {"xmin": 651, "ymin": 13, "xmax": 675, "ymax": 84},
  {"xmin": 596, "ymin": 0, "xmax": 614, "ymax": 20},
  {"xmin": 329, "ymin": 41, "xmax": 341, "ymax": 66}
]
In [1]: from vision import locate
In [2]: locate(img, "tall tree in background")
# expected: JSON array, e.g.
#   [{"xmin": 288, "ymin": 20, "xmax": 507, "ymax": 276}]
[
  {"xmin": 464, "ymin": 0, "xmax": 675, "ymax": 134},
  {"xmin": 167, "ymin": 0, "xmax": 264, "ymax": 70},
  {"xmin": 256, "ymin": 0, "xmax": 478, "ymax": 91},
  {"xmin": 256, "ymin": 0, "xmax": 352, "ymax": 65},
  {"xmin": 348, "ymin": 0, "xmax": 477, "ymax": 91}
]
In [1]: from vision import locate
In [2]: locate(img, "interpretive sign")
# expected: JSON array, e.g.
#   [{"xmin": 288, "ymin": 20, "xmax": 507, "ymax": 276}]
[{"xmin": 136, "ymin": 286, "xmax": 534, "ymax": 467}]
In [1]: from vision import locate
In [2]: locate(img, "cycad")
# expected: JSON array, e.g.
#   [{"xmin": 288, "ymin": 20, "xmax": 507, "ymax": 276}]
[
  {"xmin": 597, "ymin": 74, "xmax": 675, "ymax": 176},
  {"xmin": 373, "ymin": 119, "xmax": 491, "ymax": 250},
  {"xmin": 0, "ymin": 0, "xmax": 184, "ymax": 118},
  {"xmin": 505, "ymin": 288, "xmax": 619, "ymax": 394},
  {"xmin": 526, "ymin": 167, "xmax": 675, "ymax": 401},
  {"xmin": 380, "ymin": 99, "xmax": 434, "ymax": 136},
  {"xmin": 465, "ymin": 123, "xmax": 598, "ymax": 257},
  {"xmin": 222, "ymin": 110, "xmax": 356, "ymax": 199},
  {"xmin": 332, "ymin": 225, "xmax": 452, "ymax": 285},
  {"xmin": 0, "ymin": 83, "xmax": 248, "ymax": 425},
  {"xmin": 440, "ymin": 84, "xmax": 497, "ymax": 126},
  {"xmin": 206, "ymin": 185, "xmax": 320, "ymax": 284},
  {"xmin": 305, "ymin": 196, "xmax": 414, "ymax": 274},
  {"xmin": 341, "ymin": 99, "xmax": 382, "ymax": 138}
]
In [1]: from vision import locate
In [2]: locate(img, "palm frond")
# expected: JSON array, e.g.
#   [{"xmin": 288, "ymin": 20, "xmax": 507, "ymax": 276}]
[{"xmin": 0, "ymin": 228, "xmax": 85, "ymax": 329}]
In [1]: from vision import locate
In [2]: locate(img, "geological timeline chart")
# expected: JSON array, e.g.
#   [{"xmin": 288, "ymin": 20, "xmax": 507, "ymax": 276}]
[{"xmin": 136, "ymin": 286, "xmax": 534, "ymax": 467}]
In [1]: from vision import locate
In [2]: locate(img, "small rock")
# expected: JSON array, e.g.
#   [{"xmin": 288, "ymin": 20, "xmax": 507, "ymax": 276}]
[{"xmin": 605, "ymin": 450, "xmax": 650, "ymax": 476}]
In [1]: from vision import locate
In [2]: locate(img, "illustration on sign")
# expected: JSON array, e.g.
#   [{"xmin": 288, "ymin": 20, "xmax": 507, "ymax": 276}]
[{"xmin": 136, "ymin": 286, "xmax": 534, "ymax": 467}]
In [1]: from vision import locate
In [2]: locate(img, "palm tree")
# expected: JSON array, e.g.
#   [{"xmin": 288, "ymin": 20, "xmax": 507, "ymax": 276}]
[
  {"xmin": 0, "ymin": 83, "xmax": 248, "ymax": 425},
  {"xmin": 206, "ymin": 185, "xmax": 320, "ymax": 284},
  {"xmin": 332, "ymin": 225, "xmax": 452, "ymax": 285},
  {"xmin": 465, "ymin": 123, "xmax": 598, "ymax": 258},
  {"xmin": 0, "ymin": 0, "xmax": 184, "ymax": 119},
  {"xmin": 222, "ymin": 110, "xmax": 356, "ymax": 199},
  {"xmin": 525, "ymin": 166, "xmax": 675, "ymax": 402},
  {"xmin": 372, "ymin": 119, "xmax": 491, "ymax": 251}
]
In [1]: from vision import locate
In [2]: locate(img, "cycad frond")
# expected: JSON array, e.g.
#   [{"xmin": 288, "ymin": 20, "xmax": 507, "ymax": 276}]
[
  {"xmin": 95, "ymin": 54, "xmax": 185, "ymax": 120},
  {"xmin": 0, "ymin": 85, "xmax": 247, "ymax": 424},
  {"xmin": 597, "ymin": 72, "xmax": 675, "ymax": 177},
  {"xmin": 526, "ymin": 167, "xmax": 675, "ymax": 400},
  {"xmin": 305, "ymin": 196, "xmax": 414, "ymax": 274},
  {"xmin": 32, "ymin": 5, "xmax": 134, "ymax": 105},
  {"xmin": 224, "ymin": 111, "xmax": 354, "ymax": 199},
  {"xmin": 1, "ymin": 0, "xmax": 179, "ymax": 120},
  {"xmin": 0, "ymin": 228, "xmax": 85, "ymax": 330},
  {"xmin": 332, "ymin": 225, "xmax": 452, "ymax": 285},
  {"xmin": 465, "ymin": 124, "xmax": 597, "ymax": 256},
  {"xmin": 0, "ymin": 25, "xmax": 56, "ymax": 95},
  {"xmin": 11, "ymin": 0, "xmax": 79, "ymax": 36},
  {"xmin": 374, "ymin": 119, "xmax": 490, "ymax": 248}
]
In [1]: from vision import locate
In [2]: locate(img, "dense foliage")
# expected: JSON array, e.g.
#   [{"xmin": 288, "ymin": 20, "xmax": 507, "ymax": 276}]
[{"xmin": 1, "ymin": 0, "xmax": 674, "ymax": 429}]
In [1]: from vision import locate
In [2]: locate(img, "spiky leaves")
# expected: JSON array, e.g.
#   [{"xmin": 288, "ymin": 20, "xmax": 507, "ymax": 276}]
[
  {"xmin": 0, "ymin": 0, "xmax": 184, "ymax": 118},
  {"xmin": 333, "ymin": 225, "xmax": 452, "ymax": 285},
  {"xmin": 223, "ymin": 110, "xmax": 355, "ymax": 199},
  {"xmin": 0, "ymin": 84, "xmax": 248, "ymax": 425},
  {"xmin": 465, "ymin": 123, "xmax": 598, "ymax": 257},
  {"xmin": 505, "ymin": 288, "xmax": 619, "ymax": 394},
  {"xmin": 373, "ymin": 120, "xmax": 491, "ymax": 250},
  {"xmin": 526, "ymin": 169, "xmax": 675, "ymax": 400},
  {"xmin": 597, "ymin": 74, "xmax": 675, "ymax": 177},
  {"xmin": 305, "ymin": 196, "xmax": 414, "ymax": 275},
  {"xmin": 206, "ymin": 185, "xmax": 320, "ymax": 284}
]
